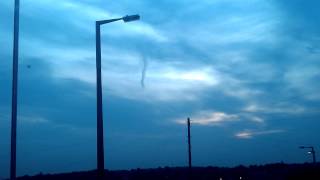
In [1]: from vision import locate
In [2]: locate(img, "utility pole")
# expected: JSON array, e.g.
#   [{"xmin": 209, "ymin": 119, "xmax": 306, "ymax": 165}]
[
  {"xmin": 299, "ymin": 146, "xmax": 317, "ymax": 164},
  {"xmin": 187, "ymin": 118, "xmax": 192, "ymax": 172},
  {"xmin": 310, "ymin": 147, "xmax": 316, "ymax": 164},
  {"xmin": 11, "ymin": 0, "xmax": 20, "ymax": 179}
]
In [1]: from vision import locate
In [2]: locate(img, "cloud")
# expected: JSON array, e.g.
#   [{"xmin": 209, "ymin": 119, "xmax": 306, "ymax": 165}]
[
  {"xmin": 26, "ymin": 40, "xmax": 221, "ymax": 101},
  {"xmin": 235, "ymin": 129, "xmax": 286, "ymax": 139},
  {"xmin": 249, "ymin": 116, "xmax": 264, "ymax": 123},
  {"xmin": 9, "ymin": 32, "xmax": 268, "ymax": 103},
  {"xmin": 284, "ymin": 65, "xmax": 320, "ymax": 101},
  {"xmin": 12, "ymin": 0, "xmax": 288, "ymax": 105},
  {"xmin": 102, "ymin": 62, "xmax": 220, "ymax": 101},
  {"xmin": 185, "ymin": 15, "xmax": 278, "ymax": 46},
  {"xmin": 173, "ymin": 110, "xmax": 267, "ymax": 129},
  {"xmin": 1, "ymin": 113, "xmax": 92, "ymax": 133},
  {"xmin": 19, "ymin": 114, "xmax": 95, "ymax": 136},
  {"xmin": 175, "ymin": 111, "xmax": 239, "ymax": 126},
  {"xmin": 105, "ymin": 21, "xmax": 169, "ymax": 43},
  {"xmin": 19, "ymin": 116, "xmax": 50, "ymax": 124},
  {"xmin": 164, "ymin": 0, "xmax": 280, "ymax": 48},
  {"xmin": 20, "ymin": 0, "xmax": 168, "ymax": 46},
  {"xmin": 238, "ymin": 113, "xmax": 265, "ymax": 124},
  {"xmin": 243, "ymin": 103, "xmax": 305, "ymax": 114}
]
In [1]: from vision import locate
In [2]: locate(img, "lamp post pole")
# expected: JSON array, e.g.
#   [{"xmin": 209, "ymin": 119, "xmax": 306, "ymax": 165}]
[
  {"xmin": 11, "ymin": 0, "xmax": 20, "ymax": 179},
  {"xmin": 95, "ymin": 21, "xmax": 105, "ymax": 178},
  {"xmin": 95, "ymin": 15, "xmax": 140, "ymax": 178}
]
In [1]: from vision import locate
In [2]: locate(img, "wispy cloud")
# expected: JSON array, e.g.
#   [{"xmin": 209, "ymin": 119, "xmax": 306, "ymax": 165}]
[
  {"xmin": 235, "ymin": 129, "xmax": 286, "ymax": 139},
  {"xmin": 249, "ymin": 116, "xmax": 264, "ymax": 123},
  {"xmin": 15, "ymin": 0, "xmax": 281, "ymax": 104},
  {"xmin": 165, "ymin": 0, "xmax": 280, "ymax": 48},
  {"xmin": 30, "ymin": 42, "xmax": 221, "ymax": 101},
  {"xmin": 284, "ymin": 64, "xmax": 320, "ymax": 101},
  {"xmin": 22, "ymin": 0, "xmax": 168, "ymax": 43},
  {"xmin": 19, "ymin": 116, "xmax": 50, "ymax": 124},
  {"xmin": 175, "ymin": 111, "xmax": 239, "ymax": 126},
  {"xmin": 243, "ymin": 103, "xmax": 305, "ymax": 114},
  {"xmin": 18, "ymin": 114, "xmax": 95, "ymax": 136},
  {"xmin": 106, "ymin": 22, "xmax": 169, "ymax": 43},
  {"xmin": 0, "ymin": 111, "xmax": 94, "ymax": 136}
]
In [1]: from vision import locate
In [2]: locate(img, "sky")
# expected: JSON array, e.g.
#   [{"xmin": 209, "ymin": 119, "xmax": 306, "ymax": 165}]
[{"xmin": 1, "ymin": 0, "xmax": 320, "ymax": 178}]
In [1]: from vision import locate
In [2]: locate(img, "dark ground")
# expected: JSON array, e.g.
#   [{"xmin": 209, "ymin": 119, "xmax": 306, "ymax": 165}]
[{"xmin": 11, "ymin": 163, "xmax": 320, "ymax": 180}]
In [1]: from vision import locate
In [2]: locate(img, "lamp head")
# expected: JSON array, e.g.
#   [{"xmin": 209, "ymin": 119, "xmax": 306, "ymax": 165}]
[{"xmin": 123, "ymin": 15, "xmax": 140, "ymax": 22}]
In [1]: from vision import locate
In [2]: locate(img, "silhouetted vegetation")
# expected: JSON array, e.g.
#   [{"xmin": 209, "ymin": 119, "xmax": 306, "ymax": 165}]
[{"xmin": 11, "ymin": 163, "xmax": 320, "ymax": 180}]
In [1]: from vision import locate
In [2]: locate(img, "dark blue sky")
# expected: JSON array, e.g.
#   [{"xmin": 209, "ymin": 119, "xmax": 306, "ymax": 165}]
[{"xmin": 1, "ymin": 0, "xmax": 320, "ymax": 178}]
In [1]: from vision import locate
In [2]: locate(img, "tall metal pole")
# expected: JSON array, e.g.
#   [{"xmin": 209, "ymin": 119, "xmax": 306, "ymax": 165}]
[
  {"xmin": 94, "ymin": 15, "xmax": 139, "ymax": 178},
  {"xmin": 11, "ymin": 0, "xmax": 20, "ymax": 179},
  {"xmin": 187, "ymin": 118, "xmax": 192, "ymax": 169},
  {"xmin": 95, "ymin": 22, "xmax": 105, "ymax": 178}
]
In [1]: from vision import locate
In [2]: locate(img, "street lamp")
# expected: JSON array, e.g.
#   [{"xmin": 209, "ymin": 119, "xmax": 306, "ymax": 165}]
[
  {"xmin": 11, "ymin": 0, "xmax": 20, "ymax": 179},
  {"xmin": 95, "ymin": 14, "xmax": 140, "ymax": 178},
  {"xmin": 299, "ymin": 146, "xmax": 316, "ymax": 164}
]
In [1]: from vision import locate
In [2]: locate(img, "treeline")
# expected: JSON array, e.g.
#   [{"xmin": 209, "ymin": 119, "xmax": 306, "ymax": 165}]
[{"xmin": 14, "ymin": 163, "xmax": 320, "ymax": 180}]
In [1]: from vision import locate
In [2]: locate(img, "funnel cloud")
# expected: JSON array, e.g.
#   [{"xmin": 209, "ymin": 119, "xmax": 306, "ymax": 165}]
[{"xmin": 141, "ymin": 55, "xmax": 148, "ymax": 88}]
